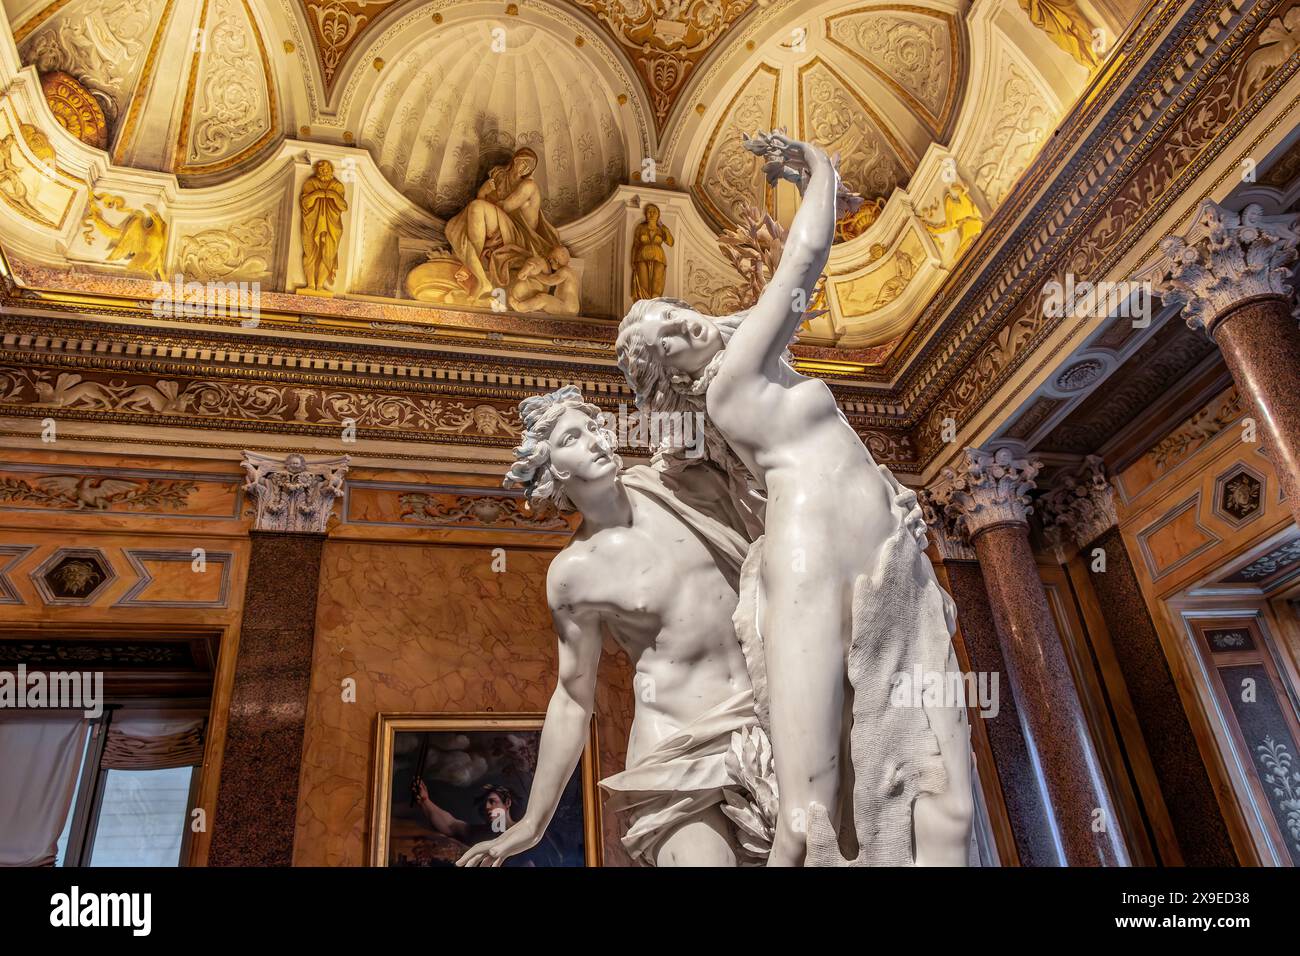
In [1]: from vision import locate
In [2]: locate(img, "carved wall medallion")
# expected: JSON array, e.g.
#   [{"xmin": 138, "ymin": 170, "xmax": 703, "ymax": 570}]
[
  {"xmin": 1054, "ymin": 358, "xmax": 1105, "ymax": 392},
  {"xmin": 1214, "ymin": 466, "xmax": 1265, "ymax": 527},
  {"xmin": 40, "ymin": 70, "xmax": 108, "ymax": 149},
  {"xmin": 31, "ymin": 547, "xmax": 117, "ymax": 605}
]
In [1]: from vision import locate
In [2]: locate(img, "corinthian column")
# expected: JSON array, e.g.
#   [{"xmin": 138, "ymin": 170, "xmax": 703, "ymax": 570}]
[
  {"xmin": 1040, "ymin": 456, "xmax": 1237, "ymax": 864},
  {"xmin": 929, "ymin": 446, "xmax": 1128, "ymax": 865},
  {"xmin": 209, "ymin": 452, "xmax": 349, "ymax": 866},
  {"xmin": 1157, "ymin": 201, "xmax": 1300, "ymax": 524}
]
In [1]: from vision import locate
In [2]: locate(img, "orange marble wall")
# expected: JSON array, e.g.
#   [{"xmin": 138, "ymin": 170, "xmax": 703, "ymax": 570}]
[{"xmin": 294, "ymin": 538, "xmax": 635, "ymax": 866}]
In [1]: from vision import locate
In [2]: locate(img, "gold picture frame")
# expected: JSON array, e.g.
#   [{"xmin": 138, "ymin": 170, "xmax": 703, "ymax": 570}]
[{"xmin": 368, "ymin": 712, "xmax": 603, "ymax": 867}]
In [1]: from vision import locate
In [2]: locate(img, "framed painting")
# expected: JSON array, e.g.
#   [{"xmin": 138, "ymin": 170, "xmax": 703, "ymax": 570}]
[{"xmin": 368, "ymin": 712, "xmax": 602, "ymax": 867}]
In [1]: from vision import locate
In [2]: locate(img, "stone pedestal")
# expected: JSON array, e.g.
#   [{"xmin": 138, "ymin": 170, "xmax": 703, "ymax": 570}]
[
  {"xmin": 1157, "ymin": 201, "xmax": 1300, "ymax": 524},
  {"xmin": 929, "ymin": 446, "xmax": 1127, "ymax": 865}
]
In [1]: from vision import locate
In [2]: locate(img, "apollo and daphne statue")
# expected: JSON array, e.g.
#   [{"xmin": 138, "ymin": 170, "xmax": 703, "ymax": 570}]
[{"xmin": 458, "ymin": 132, "xmax": 975, "ymax": 867}]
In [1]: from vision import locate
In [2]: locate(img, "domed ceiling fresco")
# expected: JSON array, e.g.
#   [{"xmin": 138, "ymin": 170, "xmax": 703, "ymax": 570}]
[{"xmin": 0, "ymin": 0, "xmax": 1131, "ymax": 349}]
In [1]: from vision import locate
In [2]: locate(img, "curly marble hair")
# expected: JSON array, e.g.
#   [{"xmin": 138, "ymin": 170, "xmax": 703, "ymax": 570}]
[{"xmin": 503, "ymin": 385, "xmax": 621, "ymax": 511}]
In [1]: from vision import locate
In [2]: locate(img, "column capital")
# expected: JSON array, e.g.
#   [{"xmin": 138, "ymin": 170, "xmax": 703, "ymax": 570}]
[
  {"xmin": 918, "ymin": 489, "xmax": 977, "ymax": 561},
  {"xmin": 1041, "ymin": 454, "xmax": 1119, "ymax": 549},
  {"xmin": 1156, "ymin": 200, "xmax": 1300, "ymax": 334},
  {"xmin": 241, "ymin": 451, "xmax": 349, "ymax": 533},
  {"xmin": 926, "ymin": 444, "xmax": 1042, "ymax": 541}
]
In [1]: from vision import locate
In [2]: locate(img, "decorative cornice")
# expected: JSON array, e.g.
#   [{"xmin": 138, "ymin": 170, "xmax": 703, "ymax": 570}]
[
  {"xmin": 925, "ymin": 445, "xmax": 1042, "ymax": 541},
  {"xmin": 241, "ymin": 450, "xmax": 348, "ymax": 533},
  {"xmin": 1155, "ymin": 201, "xmax": 1300, "ymax": 334},
  {"xmin": 1040, "ymin": 454, "xmax": 1119, "ymax": 549}
]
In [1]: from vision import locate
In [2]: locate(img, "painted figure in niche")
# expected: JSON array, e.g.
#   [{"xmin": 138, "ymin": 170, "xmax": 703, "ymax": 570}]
[
  {"xmin": 300, "ymin": 159, "xmax": 347, "ymax": 292},
  {"xmin": 616, "ymin": 131, "xmax": 974, "ymax": 866},
  {"xmin": 1019, "ymin": 0, "xmax": 1101, "ymax": 70},
  {"xmin": 630, "ymin": 203, "xmax": 674, "ymax": 300}
]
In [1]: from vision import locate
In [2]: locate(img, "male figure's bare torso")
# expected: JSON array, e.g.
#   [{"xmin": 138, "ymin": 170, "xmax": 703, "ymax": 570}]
[{"xmin": 548, "ymin": 484, "xmax": 750, "ymax": 764}]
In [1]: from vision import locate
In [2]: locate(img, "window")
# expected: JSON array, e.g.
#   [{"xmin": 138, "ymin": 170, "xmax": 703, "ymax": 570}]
[{"xmin": 58, "ymin": 708, "xmax": 205, "ymax": 868}]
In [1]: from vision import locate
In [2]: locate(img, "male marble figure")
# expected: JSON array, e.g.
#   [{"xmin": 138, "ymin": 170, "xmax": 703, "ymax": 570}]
[
  {"xmin": 616, "ymin": 132, "xmax": 974, "ymax": 866},
  {"xmin": 456, "ymin": 386, "xmax": 772, "ymax": 867}
]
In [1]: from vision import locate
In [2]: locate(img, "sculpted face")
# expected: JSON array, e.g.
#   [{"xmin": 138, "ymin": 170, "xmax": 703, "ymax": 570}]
[
  {"xmin": 639, "ymin": 302, "xmax": 723, "ymax": 377},
  {"xmin": 548, "ymin": 407, "xmax": 618, "ymax": 486}
]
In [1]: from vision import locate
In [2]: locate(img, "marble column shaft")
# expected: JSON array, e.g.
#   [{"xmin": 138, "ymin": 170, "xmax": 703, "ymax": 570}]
[
  {"xmin": 930, "ymin": 447, "xmax": 1128, "ymax": 865},
  {"xmin": 971, "ymin": 524, "xmax": 1125, "ymax": 865},
  {"xmin": 209, "ymin": 531, "xmax": 325, "ymax": 866},
  {"xmin": 940, "ymin": 558, "xmax": 1060, "ymax": 865},
  {"xmin": 1081, "ymin": 526, "xmax": 1237, "ymax": 864},
  {"xmin": 1211, "ymin": 296, "xmax": 1300, "ymax": 525}
]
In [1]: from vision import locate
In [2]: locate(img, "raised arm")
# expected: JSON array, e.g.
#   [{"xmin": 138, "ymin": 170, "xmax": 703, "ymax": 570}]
[
  {"xmin": 413, "ymin": 780, "xmax": 471, "ymax": 841},
  {"xmin": 725, "ymin": 134, "xmax": 840, "ymax": 375},
  {"xmin": 457, "ymin": 583, "xmax": 602, "ymax": 867}
]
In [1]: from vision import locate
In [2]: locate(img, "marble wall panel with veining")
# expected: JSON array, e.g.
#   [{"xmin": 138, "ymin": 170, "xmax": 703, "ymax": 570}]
[{"xmin": 295, "ymin": 540, "xmax": 634, "ymax": 866}]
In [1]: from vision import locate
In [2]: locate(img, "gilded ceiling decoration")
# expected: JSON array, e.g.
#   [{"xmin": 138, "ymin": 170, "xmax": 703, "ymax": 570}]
[
  {"xmin": 693, "ymin": 63, "xmax": 780, "ymax": 227},
  {"xmin": 173, "ymin": 0, "xmax": 279, "ymax": 176},
  {"xmin": 690, "ymin": 3, "xmax": 965, "ymax": 233},
  {"xmin": 300, "ymin": 0, "xmax": 401, "ymax": 95},
  {"xmin": 39, "ymin": 70, "xmax": 107, "ymax": 149},
  {"xmin": 824, "ymin": 5, "xmax": 961, "ymax": 136},
  {"xmin": 17, "ymin": 0, "xmax": 168, "ymax": 140},
  {"xmin": 360, "ymin": 20, "xmax": 626, "ymax": 225},
  {"xmin": 798, "ymin": 57, "xmax": 910, "ymax": 202},
  {"xmin": 570, "ymin": 0, "xmax": 757, "ymax": 131}
]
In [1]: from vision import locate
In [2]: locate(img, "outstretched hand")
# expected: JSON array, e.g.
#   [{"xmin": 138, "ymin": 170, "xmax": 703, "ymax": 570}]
[
  {"xmin": 455, "ymin": 822, "xmax": 540, "ymax": 867},
  {"xmin": 744, "ymin": 130, "xmax": 812, "ymax": 190},
  {"xmin": 743, "ymin": 130, "xmax": 865, "ymax": 219}
]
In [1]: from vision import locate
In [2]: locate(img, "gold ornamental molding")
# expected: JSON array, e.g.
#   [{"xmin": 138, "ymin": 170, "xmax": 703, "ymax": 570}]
[
  {"xmin": 822, "ymin": 4, "xmax": 963, "ymax": 138},
  {"xmin": 110, "ymin": 0, "xmax": 181, "ymax": 166},
  {"xmin": 172, "ymin": 0, "xmax": 281, "ymax": 177}
]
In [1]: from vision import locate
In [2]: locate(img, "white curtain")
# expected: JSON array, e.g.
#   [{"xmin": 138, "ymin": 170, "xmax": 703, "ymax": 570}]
[
  {"xmin": 0, "ymin": 713, "xmax": 88, "ymax": 866},
  {"xmin": 101, "ymin": 715, "xmax": 205, "ymax": 770}
]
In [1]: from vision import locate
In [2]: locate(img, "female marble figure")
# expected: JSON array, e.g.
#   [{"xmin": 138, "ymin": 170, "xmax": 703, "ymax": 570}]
[{"xmin": 616, "ymin": 132, "xmax": 974, "ymax": 866}]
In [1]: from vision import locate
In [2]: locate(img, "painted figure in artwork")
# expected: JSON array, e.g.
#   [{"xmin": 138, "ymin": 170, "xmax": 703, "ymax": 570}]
[{"xmin": 616, "ymin": 131, "xmax": 975, "ymax": 866}]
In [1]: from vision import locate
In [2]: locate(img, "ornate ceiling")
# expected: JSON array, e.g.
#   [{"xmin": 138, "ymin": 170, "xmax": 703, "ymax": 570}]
[{"xmin": 2, "ymin": 0, "xmax": 1297, "ymax": 489}]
